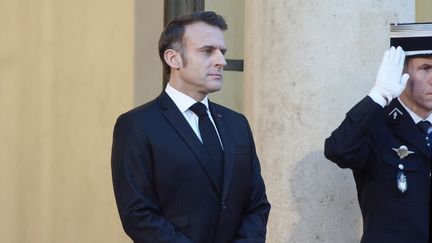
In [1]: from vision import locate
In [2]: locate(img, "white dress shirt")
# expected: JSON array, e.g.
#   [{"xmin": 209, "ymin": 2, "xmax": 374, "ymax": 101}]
[
  {"xmin": 398, "ymin": 97, "xmax": 432, "ymax": 132},
  {"xmin": 165, "ymin": 83, "xmax": 223, "ymax": 147}
]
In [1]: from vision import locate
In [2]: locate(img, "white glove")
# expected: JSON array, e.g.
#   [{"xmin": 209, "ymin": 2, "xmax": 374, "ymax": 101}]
[{"xmin": 369, "ymin": 46, "xmax": 409, "ymax": 107}]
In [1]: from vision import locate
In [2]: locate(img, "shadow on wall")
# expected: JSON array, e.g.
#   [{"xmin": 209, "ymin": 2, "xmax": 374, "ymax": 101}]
[{"xmin": 287, "ymin": 150, "xmax": 362, "ymax": 243}]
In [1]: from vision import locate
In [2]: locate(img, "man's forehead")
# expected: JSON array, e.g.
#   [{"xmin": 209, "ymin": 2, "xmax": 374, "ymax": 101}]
[
  {"xmin": 406, "ymin": 56, "xmax": 432, "ymax": 66},
  {"xmin": 184, "ymin": 22, "xmax": 225, "ymax": 42},
  {"xmin": 410, "ymin": 56, "xmax": 432, "ymax": 61}
]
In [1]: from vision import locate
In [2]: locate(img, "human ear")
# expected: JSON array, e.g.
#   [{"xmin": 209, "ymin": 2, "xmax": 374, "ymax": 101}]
[{"xmin": 164, "ymin": 49, "xmax": 182, "ymax": 70}]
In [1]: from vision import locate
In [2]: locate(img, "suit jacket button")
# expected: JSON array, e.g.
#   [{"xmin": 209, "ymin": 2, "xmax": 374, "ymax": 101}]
[{"xmin": 221, "ymin": 201, "xmax": 226, "ymax": 210}]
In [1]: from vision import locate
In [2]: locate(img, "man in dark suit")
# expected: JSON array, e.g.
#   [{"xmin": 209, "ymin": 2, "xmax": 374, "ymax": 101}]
[
  {"xmin": 111, "ymin": 11, "xmax": 270, "ymax": 243},
  {"xmin": 325, "ymin": 23, "xmax": 432, "ymax": 243}
]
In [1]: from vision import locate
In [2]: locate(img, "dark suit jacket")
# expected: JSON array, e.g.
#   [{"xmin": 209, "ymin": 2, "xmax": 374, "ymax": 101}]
[
  {"xmin": 325, "ymin": 96, "xmax": 430, "ymax": 243},
  {"xmin": 111, "ymin": 92, "xmax": 270, "ymax": 243}
]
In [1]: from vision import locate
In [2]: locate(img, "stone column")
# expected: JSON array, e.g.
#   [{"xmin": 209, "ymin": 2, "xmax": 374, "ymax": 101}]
[{"xmin": 243, "ymin": 1, "xmax": 414, "ymax": 242}]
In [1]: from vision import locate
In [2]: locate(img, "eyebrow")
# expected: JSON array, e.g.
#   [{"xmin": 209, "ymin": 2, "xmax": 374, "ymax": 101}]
[
  {"xmin": 199, "ymin": 45, "xmax": 227, "ymax": 54},
  {"xmin": 418, "ymin": 63, "xmax": 432, "ymax": 69}
]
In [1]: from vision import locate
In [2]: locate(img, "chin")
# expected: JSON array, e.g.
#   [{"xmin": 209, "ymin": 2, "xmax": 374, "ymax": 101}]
[
  {"xmin": 207, "ymin": 82, "xmax": 223, "ymax": 93},
  {"xmin": 208, "ymin": 86, "xmax": 222, "ymax": 93}
]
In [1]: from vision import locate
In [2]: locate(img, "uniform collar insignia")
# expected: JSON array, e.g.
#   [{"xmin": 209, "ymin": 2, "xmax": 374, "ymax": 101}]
[
  {"xmin": 392, "ymin": 145, "xmax": 414, "ymax": 159},
  {"xmin": 388, "ymin": 107, "xmax": 403, "ymax": 120}
]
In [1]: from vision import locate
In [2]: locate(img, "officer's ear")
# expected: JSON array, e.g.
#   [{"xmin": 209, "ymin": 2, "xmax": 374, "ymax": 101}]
[{"xmin": 164, "ymin": 49, "xmax": 182, "ymax": 70}]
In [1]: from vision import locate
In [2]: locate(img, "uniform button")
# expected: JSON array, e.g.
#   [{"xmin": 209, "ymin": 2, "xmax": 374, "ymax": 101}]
[
  {"xmin": 398, "ymin": 164, "xmax": 404, "ymax": 170},
  {"xmin": 221, "ymin": 201, "xmax": 226, "ymax": 210}
]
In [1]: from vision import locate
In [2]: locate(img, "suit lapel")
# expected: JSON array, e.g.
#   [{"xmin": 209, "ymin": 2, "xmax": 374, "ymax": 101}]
[
  {"xmin": 387, "ymin": 100, "xmax": 431, "ymax": 160},
  {"xmin": 210, "ymin": 103, "xmax": 235, "ymax": 201},
  {"xmin": 157, "ymin": 92, "xmax": 222, "ymax": 195}
]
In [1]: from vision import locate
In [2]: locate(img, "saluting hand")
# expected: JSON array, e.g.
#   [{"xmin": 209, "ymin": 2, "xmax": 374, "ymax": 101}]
[{"xmin": 369, "ymin": 46, "xmax": 410, "ymax": 106}]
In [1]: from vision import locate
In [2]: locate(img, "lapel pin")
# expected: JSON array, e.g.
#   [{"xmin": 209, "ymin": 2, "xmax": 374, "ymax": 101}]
[
  {"xmin": 392, "ymin": 145, "xmax": 414, "ymax": 159},
  {"xmin": 217, "ymin": 114, "xmax": 222, "ymax": 118}
]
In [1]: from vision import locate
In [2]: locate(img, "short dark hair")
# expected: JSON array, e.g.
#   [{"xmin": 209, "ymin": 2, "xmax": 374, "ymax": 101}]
[{"xmin": 158, "ymin": 11, "xmax": 228, "ymax": 76}]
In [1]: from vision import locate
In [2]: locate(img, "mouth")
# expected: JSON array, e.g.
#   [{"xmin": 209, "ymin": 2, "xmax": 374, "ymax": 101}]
[{"xmin": 208, "ymin": 74, "xmax": 223, "ymax": 79}]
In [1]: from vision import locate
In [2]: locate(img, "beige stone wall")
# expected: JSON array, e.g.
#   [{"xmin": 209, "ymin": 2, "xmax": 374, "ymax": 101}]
[
  {"xmin": 416, "ymin": 0, "xmax": 432, "ymax": 22},
  {"xmin": 243, "ymin": 1, "xmax": 414, "ymax": 242},
  {"xmin": 0, "ymin": 0, "xmax": 134, "ymax": 242}
]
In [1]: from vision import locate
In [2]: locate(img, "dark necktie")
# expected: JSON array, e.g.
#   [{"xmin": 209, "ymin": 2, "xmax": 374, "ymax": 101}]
[
  {"xmin": 189, "ymin": 102, "xmax": 224, "ymax": 190},
  {"xmin": 417, "ymin": 120, "xmax": 432, "ymax": 147}
]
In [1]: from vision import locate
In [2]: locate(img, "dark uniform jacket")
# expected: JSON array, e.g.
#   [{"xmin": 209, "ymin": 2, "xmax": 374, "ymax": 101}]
[
  {"xmin": 111, "ymin": 92, "xmax": 270, "ymax": 243},
  {"xmin": 325, "ymin": 96, "xmax": 430, "ymax": 243}
]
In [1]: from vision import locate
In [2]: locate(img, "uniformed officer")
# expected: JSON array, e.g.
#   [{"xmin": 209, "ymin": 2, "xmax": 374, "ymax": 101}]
[{"xmin": 325, "ymin": 23, "xmax": 432, "ymax": 242}]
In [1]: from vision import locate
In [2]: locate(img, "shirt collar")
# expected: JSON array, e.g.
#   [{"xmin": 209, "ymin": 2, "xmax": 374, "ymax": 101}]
[
  {"xmin": 398, "ymin": 97, "xmax": 432, "ymax": 124},
  {"xmin": 165, "ymin": 83, "xmax": 209, "ymax": 112}
]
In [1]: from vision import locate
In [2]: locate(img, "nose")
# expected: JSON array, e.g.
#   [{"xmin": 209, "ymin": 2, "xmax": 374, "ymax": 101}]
[{"xmin": 215, "ymin": 49, "xmax": 227, "ymax": 68}]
